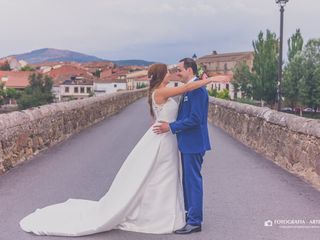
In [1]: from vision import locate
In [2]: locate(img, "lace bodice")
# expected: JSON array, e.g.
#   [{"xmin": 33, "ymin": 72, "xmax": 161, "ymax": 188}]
[{"xmin": 152, "ymin": 91, "xmax": 178, "ymax": 122}]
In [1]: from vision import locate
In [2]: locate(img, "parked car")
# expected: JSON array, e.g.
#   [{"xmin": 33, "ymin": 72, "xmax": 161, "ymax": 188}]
[
  {"xmin": 303, "ymin": 108, "xmax": 316, "ymax": 112},
  {"xmin": 281, "ymin": 107, "xmax": 293, "ymax": 112}
]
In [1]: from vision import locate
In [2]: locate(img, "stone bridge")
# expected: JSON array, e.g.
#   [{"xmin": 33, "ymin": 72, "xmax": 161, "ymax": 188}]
[{"xmin": 1, "ymin": 89, "xmax": 320, "ymax": 240}]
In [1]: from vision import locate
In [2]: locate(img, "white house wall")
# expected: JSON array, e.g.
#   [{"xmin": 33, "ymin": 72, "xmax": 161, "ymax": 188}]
[{"xmin": 93, "ymin": 82, "xmax": 127, "ymax": 94}]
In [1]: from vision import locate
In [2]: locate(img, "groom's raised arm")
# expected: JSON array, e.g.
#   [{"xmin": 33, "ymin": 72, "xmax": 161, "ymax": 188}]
[{"xmin": 169, "ymin": 88, "xmax": 207, "ymax": 134}]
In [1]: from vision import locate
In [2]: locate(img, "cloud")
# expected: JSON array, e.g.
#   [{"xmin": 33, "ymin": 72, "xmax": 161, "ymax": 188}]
[{"xmin": 0, "ymin": 0, "xmax": 319, "ymax": 63}]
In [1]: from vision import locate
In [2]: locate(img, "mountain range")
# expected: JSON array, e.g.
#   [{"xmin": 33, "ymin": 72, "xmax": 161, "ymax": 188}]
[{"xmin": 8, "ymin": 48, "xmax": 154, "ymax": 66}]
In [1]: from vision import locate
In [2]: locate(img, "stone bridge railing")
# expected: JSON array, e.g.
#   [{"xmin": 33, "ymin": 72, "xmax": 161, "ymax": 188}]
[
  {"xmin": 0, "ymin": 89, "xmax": 147, "ymax": 175},
  {"xmin": 2, "ymin": 90, "xmax": 320, "ymax": 190},
  {"xmin": 208, "ymin": 97, "xmax": 320, "ymax": 190}
]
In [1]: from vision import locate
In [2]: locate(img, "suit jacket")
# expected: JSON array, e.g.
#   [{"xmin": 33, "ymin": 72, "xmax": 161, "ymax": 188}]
[{"xmin": 169, "ymin": 78, "xmax": 211, "ymax": 154}]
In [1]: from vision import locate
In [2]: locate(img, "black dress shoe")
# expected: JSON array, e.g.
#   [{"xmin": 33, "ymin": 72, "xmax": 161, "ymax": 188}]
[{"xmin": 174, "ymin": 224, "xmax": 202, "ymax": 234}]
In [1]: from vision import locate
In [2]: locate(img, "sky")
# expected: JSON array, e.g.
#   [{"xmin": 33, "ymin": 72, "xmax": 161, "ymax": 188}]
[{"xmin": 0, "ymin": 0, "xmax": 319, "ymax": 64}]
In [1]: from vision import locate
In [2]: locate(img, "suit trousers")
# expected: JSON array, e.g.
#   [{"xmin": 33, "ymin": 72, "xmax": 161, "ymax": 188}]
[{"xmin": 181, "ymin": 152, "xmax": 205, "ymax": 226}]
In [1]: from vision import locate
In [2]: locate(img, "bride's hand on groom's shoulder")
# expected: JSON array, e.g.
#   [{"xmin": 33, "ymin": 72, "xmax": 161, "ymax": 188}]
[{"xmin": 152, "ymin": 121, "xmax": 170, "ymax": 134}]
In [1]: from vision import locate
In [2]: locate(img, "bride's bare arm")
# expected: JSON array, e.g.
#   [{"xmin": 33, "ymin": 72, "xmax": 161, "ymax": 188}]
[{"xmin": 156, "ymin": 78, "xmax": 213, "ymax": 100}]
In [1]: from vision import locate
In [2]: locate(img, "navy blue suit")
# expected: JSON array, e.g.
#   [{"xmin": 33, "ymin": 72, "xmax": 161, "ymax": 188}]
[{"xmin": 169, "ymin": 78, "xmax": 211, "ymax": 226}]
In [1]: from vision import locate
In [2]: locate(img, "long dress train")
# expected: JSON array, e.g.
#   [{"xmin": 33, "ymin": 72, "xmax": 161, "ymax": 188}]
[{"xmin": 19, "ymin": 93, "xmax": 186, "ymax": 236}]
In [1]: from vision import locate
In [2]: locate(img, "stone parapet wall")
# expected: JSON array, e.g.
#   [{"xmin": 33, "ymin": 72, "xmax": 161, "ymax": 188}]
[
  {"xmin": 208, "ymin": 97, "xmax": 320, "ymax": 189},
  {"xmin": 0, "ymin": 89, "xmax": 147, "ymax": 175}
]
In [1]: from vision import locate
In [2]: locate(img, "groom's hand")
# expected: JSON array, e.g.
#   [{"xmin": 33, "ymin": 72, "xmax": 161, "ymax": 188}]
[{"xmin": 153, "ymin": 121, "xmax": 170, "ymax": 134}]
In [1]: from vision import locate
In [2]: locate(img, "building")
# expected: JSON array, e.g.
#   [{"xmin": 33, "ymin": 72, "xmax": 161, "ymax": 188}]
[
  {"xmin": 167, "ymin": 64, "xmax": 184, "ymax": 88},
  {"xmin": 30, "ymin": 62, "xmax": 73, "ymax": 73},
  {"xmin": 126, "ymin": 70, "xmax": 149, "ymax": 90},
  {"xmin": 0, "ymin": 57, "xmax": 27, "ymax": 71},
  {"xmin": 93, "ymin": 68, "xmax": 130, "ymax": 95},
  {"xmin": 196, "ymin": 51, "xmax": 254, "ymax": 99},
  {"xmin": 0, "ymin": 71, "xmax": 32, "ymax": 90},
  {"xmin": 45, "ymin": 64, "xmax": 95, "ymax": 86},
  {"xmin": 100, "ymin": 69, "xmax": 113, "ymax": 78},
  {"xmin": 93, "ymin": 77, "xmax": 127, "ymax": 96},
  {"xmin": 0, "ymin": 71, "xmax": 33, "ymax": 105},
  {"xmin": 196, "ymin": 51, "xmax": 254, "ymax": 76},
  {"xmin": 167, "ymin": 79, "xmax": 184, "ymax": 88},
  {"xmin": 206, "ymin": 74, "xmax": 241, "ymax": 99},
  {"xmin": 45, "ymin": 64, "xmax": 96, "ymax": 102},
  {"xmin": 81, "ymin": 61, "xmax": 114, "ymax": 77},
  {"xmin": 57, "ymin": 76, "xmax": 94, "ymax": 101}
]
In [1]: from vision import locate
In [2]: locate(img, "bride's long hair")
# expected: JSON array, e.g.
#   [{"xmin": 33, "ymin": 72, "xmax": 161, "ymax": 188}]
[{"xmin": 147, "ymin": 63, "xmax": 168, "ymax": 118}]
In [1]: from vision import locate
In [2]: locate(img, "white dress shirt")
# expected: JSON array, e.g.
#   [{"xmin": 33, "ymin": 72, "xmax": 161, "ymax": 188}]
[{"xmin": 187, "ymin": 76, "xmax": 197, "ymax": 84}]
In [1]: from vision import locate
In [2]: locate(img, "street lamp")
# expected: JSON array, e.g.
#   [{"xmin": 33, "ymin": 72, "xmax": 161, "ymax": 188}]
[
  {"xmin": 192, "ymin": 53, "xmax": 197, "ymax": 61},
  {"xmin": 276, "ymin": 0, "xmax": 289, "ymax": 111}
]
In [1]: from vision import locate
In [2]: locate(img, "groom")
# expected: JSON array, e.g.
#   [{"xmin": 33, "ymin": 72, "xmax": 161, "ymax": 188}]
[{"xmin": 153, "ymin": 58, "xmax": 211, "ymax": 234}]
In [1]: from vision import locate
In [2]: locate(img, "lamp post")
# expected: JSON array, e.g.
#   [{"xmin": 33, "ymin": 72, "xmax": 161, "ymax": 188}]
[
  {"xmin": 192, "ymin": 53, "xmax": 197, "ymax": 61},
  {"xmin": 276, "ymin": 0, "xmax": 289, "ymax": 111}
]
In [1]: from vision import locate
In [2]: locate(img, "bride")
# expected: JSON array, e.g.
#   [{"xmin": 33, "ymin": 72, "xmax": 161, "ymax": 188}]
[{"xmin": 19, "ymin": 63, "xmax": 213, "ymax": 236}]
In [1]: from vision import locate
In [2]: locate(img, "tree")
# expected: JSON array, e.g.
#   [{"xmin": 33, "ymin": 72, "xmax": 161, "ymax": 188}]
[
  {"xmin": 6, "ymin": 88, "xmax": 20, "ymax": 104},
  {"xmin": 217, "ymin": 89, "xmax": 230, "ymax": 100},
  {"xmin": 283, "ymin": 54, "xmax": 305, "ymax": 113},
  {"xmin": 207, "ymin": 89, "xmax": 218, "ymax": 97},
  {"xmin": 0, "ymin": 61, "xmax": 11, "ymax": 71},
  {"xmin": 232, "ymin": 61, "xmax": 253, "ymax": 99},
  {"xmin": 136, "ymin": 82, "xmax": 147, "ymax": 89},
  {"xmin": 17, "ymin": 73, "xmax": 54, "ymax": 110},
  {"xmin": 0, "ymin": 82, "xmax": 5, "ymax": 105},
  {"xmin": 0, "ymin": 83, "xmax": 21, "ymax": 105},
  {"xmin": 88, "ymin": 90, "xmax": 94, "ymax": 97},
  {"xmin": 288, "ymin": 29, "xmax": 304, "ymax": 62},
  {"xmin": 93, "ymin": 69, "xmax": 101, "ymax": 78},
  {"xmin": 207, "ymin": 88, "xmax": 230, "ymax": 100},
  {"xmin": 20, "ymin": 65, "xmax": 35, "ymax": 71},
  {"xmin": 299, "ymin": 39, "xmax": 320, "ymax": 111},
  {"xmin": 252, "ymin": 30, "xmax": 279, "ymax": 107},
  {"xmin": 28, "ymin": 73, "xmax": 54, "ymax": 93},
  {"xmin": 283, "ymin": 29, "xmax": 304, "ymax": 113}
]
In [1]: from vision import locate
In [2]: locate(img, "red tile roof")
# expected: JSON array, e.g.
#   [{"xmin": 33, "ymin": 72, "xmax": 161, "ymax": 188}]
[
  {"xmin": 46, "ymin": 65, "xmax": 95, "ymax": 86},
  {"xmin": 0, "ymin": 71, "xmax": 32, "ymax": 89},
  {"xmin": 197, "ymin": 51, "xmax": 254, "ymax": 62},
  {"xmin": 30, "ymin": 61, "xmax": 81, "ymax": 68},
  {"xmin": 0, "ymin": 59, "xmax": 8, "ymax": 65},
  {"xmin": 81, "ymin": 61, "xmax": 114, "ymax": 69},
  {"xmin": 100, "ymin": 69, "xmax": 113, "ymax": 78}
]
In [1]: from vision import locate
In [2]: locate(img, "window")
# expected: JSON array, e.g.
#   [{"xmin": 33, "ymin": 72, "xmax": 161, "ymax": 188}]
[
  {"xmin": 80, "ymin": 87, "xmax": 85, "ymax": 93},
  {"xmin": 65, "ymin": 87, "xmax": 69, "ymax": 93},
  {"xmin": 74, "ymin": 87, "xmax": 79, "ymax": 93},
  {"xmin": 174, "ymin": 82, "xmax": 178, "ymax": 87},
  {"xmin": 226, "ymin": 84, "xmax": 229, "ymax": 90},
  {"xmin": 86, "ymin": 87, "xmax": 91, "ymax": 93},
  {"xmin": 114, "ymin": 84, "xmax": 117, "ymax": 88},
  {"xmin": 218, "ymin": 84, "xmax": 221, "ymax": 91}
]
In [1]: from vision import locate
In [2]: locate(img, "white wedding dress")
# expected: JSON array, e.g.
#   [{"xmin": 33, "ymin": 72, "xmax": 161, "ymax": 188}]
[{"xmin": 19, "ymin": 92, "xmax": 186, "ymax": 236}]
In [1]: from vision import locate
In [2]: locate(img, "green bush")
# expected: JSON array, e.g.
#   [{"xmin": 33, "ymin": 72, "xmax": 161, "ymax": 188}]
[
  {"xmin": 208, "ymin": 89, "xmax": 218, "ymax": 97},
  {"xmin": 18, "ymin": 90, "xmax": 53, "ymax": 110},
  {"xmin": 17, "ymin": 73, "xmax": 54, "ymax": 110},
  {"xmin": 208, "ymin": 89, "xmax": 230, "ymax": 100},
  {"xmin": 20, "ymin": 65, "xmax": 35, "ymax": 71},
  {"xmin": 136, "ymin": 82, "xmax": 147, "ymax": 89}
]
